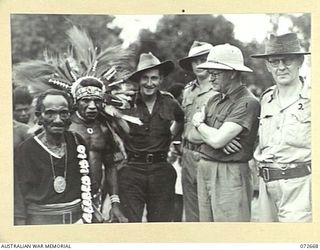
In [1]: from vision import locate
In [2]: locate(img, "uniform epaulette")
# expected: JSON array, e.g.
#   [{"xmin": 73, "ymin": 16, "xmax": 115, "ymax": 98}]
[
  {"xmin": 259, "ymin": 85, "xmax": 276, "ymax": 101},
  {"xmin": 184, "ymin": 80, "xmax": 197, "ymax": 89},
  {"xmin": 160, "ymin": 90, "xmax": 174, "ymax": 99}
]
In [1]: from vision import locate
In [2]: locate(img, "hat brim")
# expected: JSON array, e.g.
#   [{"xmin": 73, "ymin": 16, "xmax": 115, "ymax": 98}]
[
  {"xmin": 251, "ymin": 51, "xmax": 311, "ymax": 58},
  {"xmin": 197, "ymin": 62, "xmax": 253, "ymax": 73},
  {"xmin": 178, "ymin": 51, "xmax": 210, "ymax": 71},
  {"xmin": 128, "ymin": 60, "xmax": 175, "ymax": 82}
]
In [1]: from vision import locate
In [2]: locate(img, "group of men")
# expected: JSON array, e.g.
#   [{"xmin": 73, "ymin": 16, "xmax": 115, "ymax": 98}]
[{"xmin": 13, "ymin": 31, "xmax": 311, "ymax": 224}]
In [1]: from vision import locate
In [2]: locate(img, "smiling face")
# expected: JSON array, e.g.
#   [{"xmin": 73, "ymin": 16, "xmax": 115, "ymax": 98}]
[
  {"xmin": 38, "ymin": 94, "xmax": 70, "ymax": 136},
  {"xmin": 138, "ymin": 68, "xmax": 162, "ymax": 98},
  {"xmin": 266, "ymin": 55, "xmax": 303, "ymax": 86}
]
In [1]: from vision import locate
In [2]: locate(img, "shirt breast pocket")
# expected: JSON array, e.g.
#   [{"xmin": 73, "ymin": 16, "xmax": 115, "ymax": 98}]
[
  {"xmin": 152, "ymin": 109, "xmax": 173, "ymax": 135},
  {"xmin": 182, "ymin": 99, "xmax": 193, "ymax": 120},
  {"xmin": 258, "ymin": 114, "xmax": 274, "ymax": 149},
  {"xmin": 285, "ymin": 111, "xmax": 311, "ymax": 148},
  {"xmin": 206, "ymin": 113, "xmax": 226, "ymax": 128},
  {"xmin": 215, "ymin": 113, "xmax": 227, "ymax": 128}
]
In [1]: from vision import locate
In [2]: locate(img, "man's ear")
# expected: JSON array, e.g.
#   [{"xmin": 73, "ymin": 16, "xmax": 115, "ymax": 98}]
[{"xmin": 230, "ymin": 71, "xmax": 238, "ymax": 80}]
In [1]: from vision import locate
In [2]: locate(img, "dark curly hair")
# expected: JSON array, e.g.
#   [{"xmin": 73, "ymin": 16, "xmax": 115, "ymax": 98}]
[
  {"xmin": 35, "ymin": 89, "xmax": 73, "ymax": 117},
  {"xmin": 13, "ymin": 86, "xmax": 33, "ymax": 109}
]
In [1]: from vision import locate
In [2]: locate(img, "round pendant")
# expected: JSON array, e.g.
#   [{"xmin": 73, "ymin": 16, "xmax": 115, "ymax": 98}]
[
  {"xmin": 87, "ymin": 128, "xmax": 93, "ymax": 134},
  {"xmin": 53, "ymin": 176, "xmax": 66, "ymax": 193}
]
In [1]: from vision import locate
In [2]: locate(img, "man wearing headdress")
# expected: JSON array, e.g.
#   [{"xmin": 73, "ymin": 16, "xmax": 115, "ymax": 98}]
[
  {"xmin": 190, "ymin": 44, "xmax": 260, "ymax": 222},
  {"xmin": 15, "ymin": 89, "xmax": 93, "ymax": 225},
  {"xmin": 252, "ymin": 33, "xmax": 311, "ymax": 222},
  {"xmin": 118, "ymin": 52, "xmax": 184, "ymax": 222},
  {"xmin": 13, "ymin": 25, "xmax": 132, "ymax": 224},
  {"xmin": 177, "ymin": 41, "xmax": 220, "ymax": 222},
  {"xmin": 69, "ymin": 76, "xmax": 128, "ymax": 223}
]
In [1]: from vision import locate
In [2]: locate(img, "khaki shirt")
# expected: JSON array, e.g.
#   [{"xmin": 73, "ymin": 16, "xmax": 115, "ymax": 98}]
[
  {"xmin": 254, "ymin": 81, "xmax": 311, "ymax": 164},
  {"xmin": 200, "ymin": 85, "xmax": 260, "ymax": 162},
  {"xmin": 182, "ymin": 79, "xmax": 218, "ymax": 142}
]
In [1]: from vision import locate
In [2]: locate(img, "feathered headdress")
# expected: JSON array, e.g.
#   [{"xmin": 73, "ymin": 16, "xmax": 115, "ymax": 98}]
[{"xmin": 13, "ymin": 25, "xmax": 141, "ymax": 124}]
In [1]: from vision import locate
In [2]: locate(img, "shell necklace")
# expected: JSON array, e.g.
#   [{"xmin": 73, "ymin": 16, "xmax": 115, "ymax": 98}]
[{"xmin": 49, "ymin": 144, "xmax": 68, "ymax": 194}]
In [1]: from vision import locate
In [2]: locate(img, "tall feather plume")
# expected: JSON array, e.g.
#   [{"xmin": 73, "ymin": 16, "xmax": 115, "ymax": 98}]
[
  {"xmin": 13, "ymin": 60, "xmax": 56, "ymax": 96},
  {"xmin": 66, "ymin": 26, "xmax": 96, "ymax": 77},
  {"xmin": 44, "ymin": 49, "xmax": 75, "ymax": 84},
  {"xmin": 66, "ymin": 25, "xmax": 136, "ymax": 91},
  {"xmin": 96, "ymin": 45, "xmax": 136, "ymax": 82}
]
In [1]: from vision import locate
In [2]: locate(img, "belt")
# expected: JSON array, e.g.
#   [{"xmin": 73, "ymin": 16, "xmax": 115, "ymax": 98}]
[
  {"xmin": 258, "ymin": 162, "xmax": 311, "ymax": 182},
  {"xmin": 127, "ymin": 152, "xmax": 167, "ymax": 163},
  {"xmin": 182, "ymin": 139, "xmax": 201, "ymax": 151},
  {"xmin": 27, "ymin": 199, "xmax": 82, "ymax": 224}
]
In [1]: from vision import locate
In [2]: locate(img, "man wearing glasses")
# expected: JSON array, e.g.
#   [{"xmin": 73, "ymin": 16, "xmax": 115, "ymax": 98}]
[
  {"xmin": 252, "ymin": 33, "xmax": 311, "ymax": 222},
  {"xmin": 190, "ymin": 44, "xmax": 260, "ymax": 222},
  {"xmin": 118, "ymin": 52, "xmax": 184, "ymax": 222},
  {"xmin": 15, "ymin": 89, "xmax": 89, "ymax": 224}
]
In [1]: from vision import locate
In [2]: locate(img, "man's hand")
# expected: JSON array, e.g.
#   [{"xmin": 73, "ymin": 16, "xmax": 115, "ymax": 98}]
[
  {"xmin": 192, "ymin": 106, "xmax": 206, "ymax": 128},
  {"xmin": 109, "ymin": 203, "xmax": 128, "ymax": 223},
  {"xmin": 223, "ymin": 137, "xmax": 242, "ymax": 155}
]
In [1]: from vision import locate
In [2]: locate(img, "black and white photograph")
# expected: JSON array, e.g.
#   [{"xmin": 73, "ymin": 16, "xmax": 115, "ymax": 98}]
[
  {"xmin": 11, "ymin": 12, "xmax": 311, "ymax": 226},
  {"xmin": 1, "ymin": 0, "xmax": 319, "ymax": 244}
]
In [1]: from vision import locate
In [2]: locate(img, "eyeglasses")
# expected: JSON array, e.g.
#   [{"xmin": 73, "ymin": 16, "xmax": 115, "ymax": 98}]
[
  {"xmin": 267, "ymin": 57, "xmax": 295, "ymax": 68},
  {"xmin": 43, "ymin": 109, "xmax": 70, "ymax": 119},
  {"xmin": 140, "ymin": 75, "xmax": 160, "ymax": 84},
  {"xmin": 208, "ymin": 71, "xmax": 224, "ymax": 81}
]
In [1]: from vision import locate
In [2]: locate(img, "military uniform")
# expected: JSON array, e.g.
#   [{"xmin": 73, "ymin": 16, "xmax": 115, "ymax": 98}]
[
  {"xmin": 254, "ymin": 80, "xmax": 311, "ymax": 222},
  {"xmin": 181, "ymin": 79, "xmax": 218, "ymax": 222},
  {"xmin": 119, "ymin": 91, "xmax": 184, "ymax": 222}
]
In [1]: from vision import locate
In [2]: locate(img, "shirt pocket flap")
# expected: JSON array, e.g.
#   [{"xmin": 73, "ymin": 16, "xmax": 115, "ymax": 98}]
[
  {"xmin": 291, "ymin": 111, "xmax": 311, "ymax": 123},
  {"xmin": 215, "ymin": 113, "xmax": 227, "ymax": 122},
  {"xmin": 159, "ymin": 108, "xmax": 175, "ymax": 121}
]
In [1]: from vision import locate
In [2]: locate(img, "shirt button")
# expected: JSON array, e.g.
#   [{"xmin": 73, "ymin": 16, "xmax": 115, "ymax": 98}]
[
  {"xmin": 277, "ymin": 126, "xmax": 280, "ymax": 129},
  {"xmin": 145, "ymin": 127, "xmax": 149, "ymax": 131}
]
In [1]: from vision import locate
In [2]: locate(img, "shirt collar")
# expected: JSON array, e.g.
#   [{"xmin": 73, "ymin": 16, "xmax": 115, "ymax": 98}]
[
  {"xmin": 299, "ymin": 78, "xmax": 311, "ymax": 99},
  {"xmin": 225, "ymin": 85, "xmax": 249, "ymax": 102},
  {"xmin": 190, "ymin": 79, "xmax": 214, "ymax": 95},
  {"xmin": 271, "ymin": 77, "xmax": 310, "ymax": 101},
  {"xmin": 136, "ymin": 90, "xmax": 162, "ymax": 105}
]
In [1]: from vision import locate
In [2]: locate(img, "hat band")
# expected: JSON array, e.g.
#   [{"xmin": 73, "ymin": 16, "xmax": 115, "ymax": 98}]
[
  {"xmin": 266, "ymin": 42, "xmax": 303, "ymax": 55},
  {"xmin": 188, "ymin": 44, "xmax": 212, "ymax": 57},
  {"xmin": 75, "ymin": 86, "xmax": 104, "ymax": 101},
  {"xmin": 208, "ymin": 60, "xmax": 235, "ymax": 70}
]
